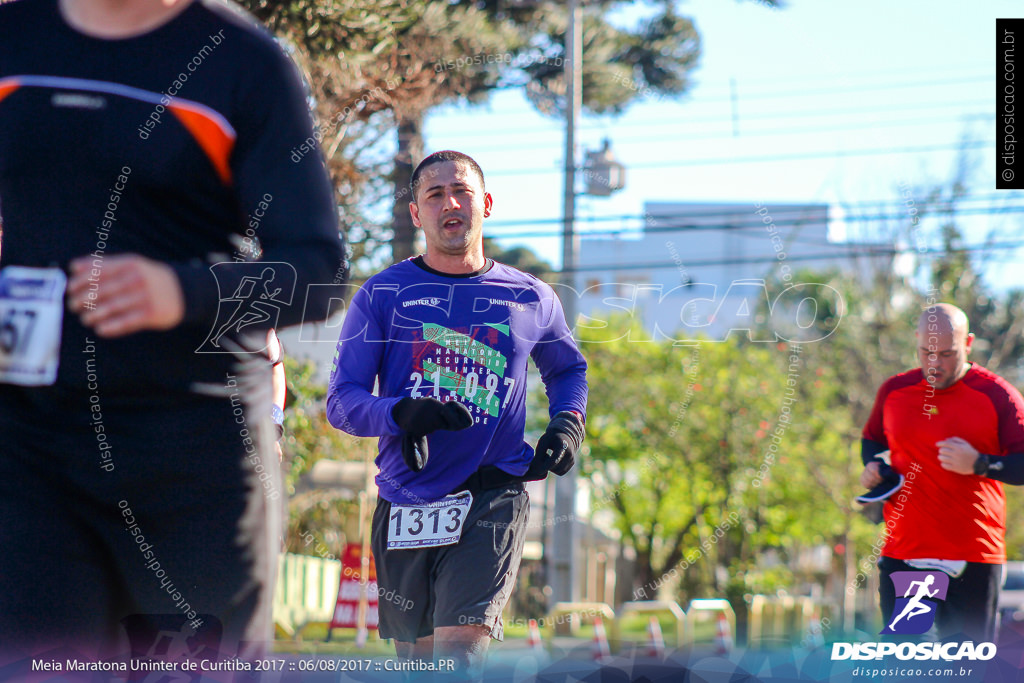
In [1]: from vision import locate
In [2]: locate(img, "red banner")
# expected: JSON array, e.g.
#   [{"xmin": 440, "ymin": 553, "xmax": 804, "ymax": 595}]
[{"xmin": 329, "ymin": 543, "xmax": 378, "ymax": 630}]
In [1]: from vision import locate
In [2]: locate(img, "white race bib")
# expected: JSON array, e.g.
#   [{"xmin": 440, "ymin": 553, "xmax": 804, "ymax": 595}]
[
  {"xmin": 0, "ymin": 266, "xmax": 66, "ymax": 386},
  {"xmin": 387, "ymin": 491, "xmax": 473, "ymax": 550}
]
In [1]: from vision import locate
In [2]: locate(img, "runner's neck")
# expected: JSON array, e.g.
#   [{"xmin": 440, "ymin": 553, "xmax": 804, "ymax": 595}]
[
  {"xmin": 59, "ymin": 0, "xmax": 194, "ymax": 40},
  {"xmin": 416, "ymin": 254, "xmax": 490, "ymax": 278},
  {"xmin": 420, "ymin": 250, "xmax": 487, "ymax": 276}
]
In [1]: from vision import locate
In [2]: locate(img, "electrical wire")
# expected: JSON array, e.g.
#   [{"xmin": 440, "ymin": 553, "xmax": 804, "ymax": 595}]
[
  {"xmin": 562, "ymin": 238, "xmax": 1024, "ymax": 274},
  {"xmin": 484, "ymin": 139, "xmax": 994, "ymax": 177}
]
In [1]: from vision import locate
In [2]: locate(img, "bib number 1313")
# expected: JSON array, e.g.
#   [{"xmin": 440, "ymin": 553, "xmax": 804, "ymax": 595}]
[{"xmin": 387, "ymin": 491, "xmax": 473, "ymax": 550}]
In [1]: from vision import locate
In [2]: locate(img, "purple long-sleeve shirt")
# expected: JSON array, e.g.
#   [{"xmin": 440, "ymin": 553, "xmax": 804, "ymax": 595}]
[{"xmin": 328, "ymin": 257, "xmax": 588, "ymax": 504}]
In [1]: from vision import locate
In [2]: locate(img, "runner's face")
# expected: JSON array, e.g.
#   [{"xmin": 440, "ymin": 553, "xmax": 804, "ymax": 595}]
[
  {"xmin": 410, "ymin": 162, "xmax": 492, "ymax": 259},
  {"xmin": 917, "ymin": 328, "xmax": 972, "ymax": 390}
]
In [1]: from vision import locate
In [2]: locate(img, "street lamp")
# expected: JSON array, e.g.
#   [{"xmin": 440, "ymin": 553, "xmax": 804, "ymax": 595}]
[{"xmin": 584, "ymin": 138, "xmax": 627, "ymax": 197}]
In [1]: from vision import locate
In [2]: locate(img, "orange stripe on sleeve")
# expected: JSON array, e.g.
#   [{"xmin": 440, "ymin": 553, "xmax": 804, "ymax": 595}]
[
  {"xmin": 0, "ymin": 78, "xmax": 22, "ymax": 105},
  {"xmin": 169, "ymin": 103, "xmax": 235, "ymax": 185}
]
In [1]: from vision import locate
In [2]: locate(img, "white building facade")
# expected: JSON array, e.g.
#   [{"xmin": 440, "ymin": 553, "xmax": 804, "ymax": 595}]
[{"xmin": 571, "ymin": 201, "xmax": 891, "ymax": 343}]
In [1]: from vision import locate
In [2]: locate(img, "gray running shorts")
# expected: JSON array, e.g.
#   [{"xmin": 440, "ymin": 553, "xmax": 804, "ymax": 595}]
[{"xmin": 370, "ymin": 482, "xmax": 529, "ymax": 643}]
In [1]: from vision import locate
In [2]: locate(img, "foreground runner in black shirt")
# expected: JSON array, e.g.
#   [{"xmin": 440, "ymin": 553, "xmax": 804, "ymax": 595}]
[{"xmin": 0, "ymin": 0, "xmax": 346, "ymax": 665}]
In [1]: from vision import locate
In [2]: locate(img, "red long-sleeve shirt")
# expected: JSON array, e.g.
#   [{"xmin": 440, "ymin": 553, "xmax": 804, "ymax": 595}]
[{"xmin": 863, "ymin": 364, "xmax": 1024, "ymax": 563}]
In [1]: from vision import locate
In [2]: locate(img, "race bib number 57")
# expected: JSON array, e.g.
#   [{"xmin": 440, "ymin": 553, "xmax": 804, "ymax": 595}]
[
  {"xmin": 0, "ymin": 266, "xmax": 66, "ymax": 386},
  {"xmin": 387, "ymin": 491, "xmax": 473, "ymax": 550}
]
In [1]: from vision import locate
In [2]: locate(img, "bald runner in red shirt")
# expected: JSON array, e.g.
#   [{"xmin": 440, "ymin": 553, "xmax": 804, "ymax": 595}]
[{"xmin": 861, "ymin": 303, "xmax": 1024, "ymax": 642}]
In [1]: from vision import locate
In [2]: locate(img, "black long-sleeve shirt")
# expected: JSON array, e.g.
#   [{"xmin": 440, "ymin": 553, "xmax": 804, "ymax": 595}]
[{"xmin": 0, "ymin": 0, "xmax": 346, "ymax": 396}]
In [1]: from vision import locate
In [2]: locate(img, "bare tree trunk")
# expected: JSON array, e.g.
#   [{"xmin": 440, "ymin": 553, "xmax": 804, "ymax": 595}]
[
  {"xmin": 634, "ymin": 546, "xmax": 655, "ymax": 598},
  {"xmin": 391, "ymin": 114, "xmax": 425, "ymax": 263}
]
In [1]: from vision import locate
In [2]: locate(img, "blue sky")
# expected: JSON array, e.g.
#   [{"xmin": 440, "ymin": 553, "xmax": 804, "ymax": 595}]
[{"xmin": 420, "ymin": 0, "xmax": 1024, "ymax": 289}]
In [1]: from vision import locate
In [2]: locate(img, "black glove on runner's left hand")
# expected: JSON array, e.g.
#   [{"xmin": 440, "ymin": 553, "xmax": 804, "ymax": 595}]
[{"xmin": 532, "ymin": 411, "xmax": 585, "ymax": 476}]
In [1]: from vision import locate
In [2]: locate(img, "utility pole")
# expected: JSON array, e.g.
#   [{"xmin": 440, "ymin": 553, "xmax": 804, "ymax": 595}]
[{"xmin": 550, "ymin": 0, "xmax": 582, "ymax": 609}]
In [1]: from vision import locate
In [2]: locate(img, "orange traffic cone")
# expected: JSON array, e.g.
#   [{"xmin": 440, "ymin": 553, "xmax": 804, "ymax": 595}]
[
  {"xmin": 592, "ymin": 616, "xmax": 611, "ymax": 661},
  {"xmin": 714, "ymin": 612, "xmax": 733, "ymax": 655},
  {"xmin": 526, "ymin": 618, "xmax": 544, "ymax": 653},
  {"xmin": 645, "ymin": 616, "xmax": 665, "ymax": 658}
]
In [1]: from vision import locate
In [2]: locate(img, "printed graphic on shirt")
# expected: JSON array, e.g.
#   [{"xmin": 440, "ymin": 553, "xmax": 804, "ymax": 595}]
[{"xmin": 408, "ymin": 322, "xmax": 513, "ymax": 421}]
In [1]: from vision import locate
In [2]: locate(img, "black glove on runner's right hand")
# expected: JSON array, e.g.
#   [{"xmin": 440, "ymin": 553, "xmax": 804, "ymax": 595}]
[{"xmin": 391, "ymin": 398, "xmax": 474, "ymax": 472}]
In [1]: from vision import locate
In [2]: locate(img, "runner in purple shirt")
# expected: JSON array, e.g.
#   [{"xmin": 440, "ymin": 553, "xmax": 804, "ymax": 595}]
[{"xmin": 328, "ymin": 150, "xmax": 587, "ymax": 678}]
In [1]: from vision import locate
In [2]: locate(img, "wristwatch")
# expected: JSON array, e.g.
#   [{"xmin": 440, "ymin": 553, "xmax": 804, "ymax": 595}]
[{"xmin": 974, "ymin": 453, "xmax": 1004, "ymax": 476}]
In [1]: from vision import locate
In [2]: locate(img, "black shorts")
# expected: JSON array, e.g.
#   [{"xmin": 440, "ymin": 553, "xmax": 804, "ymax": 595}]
[
  {"xmin": 0, "ymin": 383, "xmax": 281, "ymax": 663},
  {"xmin": 878, "ymin": 556, "xmax": 1001, "ymax": 642},
  {"xmin": 370, "ymin": 482, "xmax": 529, "ymax": 643}
]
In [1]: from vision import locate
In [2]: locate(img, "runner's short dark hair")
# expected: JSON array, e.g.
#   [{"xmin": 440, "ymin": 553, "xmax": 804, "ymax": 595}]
[{"xmin": 411, "ymin": 150, "xmax": 486, "ymax": 199}]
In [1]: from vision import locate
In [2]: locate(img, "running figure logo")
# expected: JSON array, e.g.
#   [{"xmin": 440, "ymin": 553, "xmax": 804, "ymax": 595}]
[
  {"xmin": 198, "ymin": 262, "xmax": 296, "ymax": 353},
  {"xmin": 881, "ymin": 571, "xmax": 950, "ymax": 635}
]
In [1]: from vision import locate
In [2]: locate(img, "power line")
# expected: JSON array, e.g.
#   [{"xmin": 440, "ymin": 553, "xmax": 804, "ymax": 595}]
[
  {"xmin": 683, "ymin": 75, "xmax": 994, "ymax": 104},
  {"xmin": 485, "ymin": 139, "xmax": 993, "ymax": 177},
  {"xmin": 679, "ymin": 64, "xmax": 990, "ymax": 94},
  {"xmin": 697, "ymin": 99, "xmax": 992, "ymax": 124},
  {"xmin": 483, "ymin": 203, "xmax": 1024, "ymax": 239},
  {"xmin": 563, "ymin": 239, "xmax": 1024, "ymax": 274},
  {"xmin": 454, "ymin": 112, "xmax": 992, "ymax": 153},
  {"xmin": 484, "ymin": 193, "xmax": 1024, "ymax": 229},
  {"xmin": 433, "ymin": 98, "xmax": 993, "ymax": 138},
  {"xmin": 439, "ymin": 73, "xmax": 992, "ymax": 121}
]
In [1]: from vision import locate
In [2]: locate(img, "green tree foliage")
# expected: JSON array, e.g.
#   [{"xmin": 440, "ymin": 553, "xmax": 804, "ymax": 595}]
[
  {"xmin": 764, "ymin": 267, "xmax": 916, "ymax": 437},
  {"xmin": 577, "ymin": 317, "xmax": 868, "ymax": 609},
  {"xmin": 908, "ymin": 166, "xmax": 1024, "ymax": 385},
  {"xmin": 239, "ymin": 0, "xmax": 704, "ymax": 264},
  {"xmin": 761, "ymin": 267, "xmax": 917, "ymax": 617},
  {"xmin": 239, "ymin": 1, "xmax": 403, "ymax": 274},
  {"xmin": 240, "ymin": 0, "xmax": 527, "ymax": 269}
]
